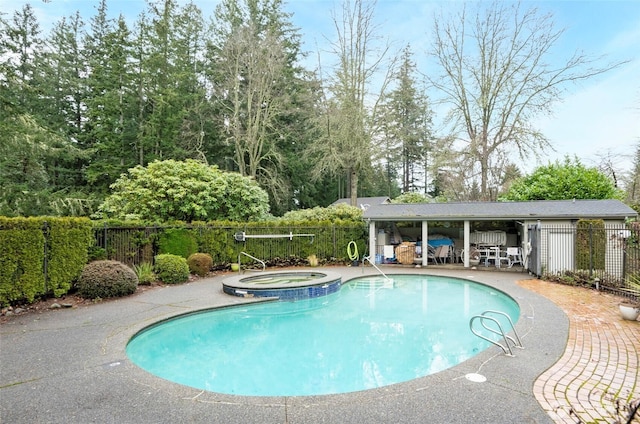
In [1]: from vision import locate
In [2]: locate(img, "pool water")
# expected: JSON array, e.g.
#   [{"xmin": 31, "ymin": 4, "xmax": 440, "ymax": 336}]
[
  {"xmin": 237, "ymin": 273, "xmax": 323, "ymax": 285},
  {"xmin": 126, "ymin": 274, "xmax": 520, "ymax": 396}
]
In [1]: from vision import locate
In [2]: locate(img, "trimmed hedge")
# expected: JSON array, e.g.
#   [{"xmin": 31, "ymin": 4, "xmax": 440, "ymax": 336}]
[
  {"xmin": 47, "ymin": 219, "xmax": 94, "ymax": 296},
  {"xmin": 2, "ymin": 218, "xmax": 366, "ymax": 306},
  {"xmin": 0, "ymin": 217, "xmax": 93, "ymax": 305},
  {"xmin": 0, "ymin": 218, "xmax": 46, "ymax": 305}
]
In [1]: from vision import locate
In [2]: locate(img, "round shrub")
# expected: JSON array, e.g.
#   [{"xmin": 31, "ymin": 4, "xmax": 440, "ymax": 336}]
[
  {"xmin": 187, "ymin": 253, "xmax": 213, "ymax": 277},
  {"xmin": 76, "ymin": 260, "xmax": 138, "ymax": 299},
  {"xmin": 154, "ymin": 254, "xmax": 190, "ymax": 284}
]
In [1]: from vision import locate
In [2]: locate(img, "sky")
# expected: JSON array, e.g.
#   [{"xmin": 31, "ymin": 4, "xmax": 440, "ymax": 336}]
[{"xmin": 2, "ymin": 0, "xmax": 639, "ymax": 176}]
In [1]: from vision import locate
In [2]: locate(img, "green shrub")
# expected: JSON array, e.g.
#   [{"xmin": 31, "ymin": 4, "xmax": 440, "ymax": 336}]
[
  {"xmin": 195, "ymin": 224, "xmax": 237, "ymax": 263},
  {"xmin": 133, "ymin": 262, "xmax": 156, "ymax": 285},
  {"xmin": 154, "ymin": 254, "xmax": 190, "ymax": 284},
  {"xmin": 76, "ymin": 260, "xmax": 139, "ymax": 299},
  {"xmin": 157, "ymin": 228, "xmax": 198, "ymax": 258},
  {"xmin": 87, "ymin": 246, "xmax": 107, "ymax": 262},
  {"xmin": 187, "ymin": 253, "xmax": 213, "ymax": 277}
]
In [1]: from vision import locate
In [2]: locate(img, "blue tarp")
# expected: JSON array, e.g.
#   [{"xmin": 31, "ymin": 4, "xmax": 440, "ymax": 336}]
[{"xmin": 428, "ymin": 238, "xmax": 454, "ymax": 247}]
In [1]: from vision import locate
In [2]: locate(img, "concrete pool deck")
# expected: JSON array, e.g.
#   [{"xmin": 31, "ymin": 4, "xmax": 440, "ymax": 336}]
[{"xmin": 1, "ymin": 266, "xmax": 638, "ymax": 423}]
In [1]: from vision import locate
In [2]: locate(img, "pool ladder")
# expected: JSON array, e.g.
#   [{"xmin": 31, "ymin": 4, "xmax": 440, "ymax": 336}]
[{"xmin": 469, "ymin": 310, "xmax": 523, "ymax": 357}]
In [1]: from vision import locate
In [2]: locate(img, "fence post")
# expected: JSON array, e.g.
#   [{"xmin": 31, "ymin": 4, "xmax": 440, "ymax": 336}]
[
  {"xmin": 588, "ymin": 224, "xmax": 593, "ymax": 278},
  {"xmin": 332, "ymin": 225, "xmax": 337, "ymax": 258},
  {"xmin": 103, "ymin": 222, "xmax": 108, "ymax": 251},
  {"xmin": 623, "ymin": 237, "xmax": 627, "ymax": 281}
]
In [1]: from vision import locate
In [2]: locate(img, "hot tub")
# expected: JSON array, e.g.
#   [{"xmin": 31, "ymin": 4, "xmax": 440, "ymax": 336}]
[{"xmin": 221, "ymin": 270, "xmax": 342, "ymax": 300}]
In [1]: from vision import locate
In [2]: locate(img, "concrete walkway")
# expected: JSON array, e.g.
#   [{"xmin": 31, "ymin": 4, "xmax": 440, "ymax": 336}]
[
  {"xmin": 0, "ymin": 266, "xmax": 635, "ymax": 423},
  {"xmin": 519, "ymin": 280, "xmax": 640, "ymax": 424}
]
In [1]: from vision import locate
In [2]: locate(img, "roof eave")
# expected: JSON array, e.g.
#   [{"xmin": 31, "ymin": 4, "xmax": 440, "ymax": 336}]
[{"xmin": 364, "ymin": 214, "xmax": 631, "ymax": 221}]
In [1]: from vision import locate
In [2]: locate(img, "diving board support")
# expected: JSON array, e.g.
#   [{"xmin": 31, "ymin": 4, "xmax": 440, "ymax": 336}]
[{"xmin": 469, "ymin": 310, "xmax": 523, "ymax": 356}]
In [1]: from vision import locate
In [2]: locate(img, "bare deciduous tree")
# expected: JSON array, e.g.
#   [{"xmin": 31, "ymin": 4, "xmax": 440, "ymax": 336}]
[
  {"xmin": 216, "ymin": 23, "xmax": 287, "ymax": 180},
  {"xmin": 310, "ymin": 0, "xmax": 393, "ymax": 206},
  {"xmin": 208, "ymin": 0, "xmax": 307, "ymax": 206},
  {"xmin": 429, "ymin": 1, "xmax": 624, "ymax": 200}
]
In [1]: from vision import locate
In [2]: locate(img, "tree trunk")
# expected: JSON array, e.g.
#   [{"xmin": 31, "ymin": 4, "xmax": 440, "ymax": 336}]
[{"xmin": 350, "ymin": 168, "xmax": 358, "ymax": 207}]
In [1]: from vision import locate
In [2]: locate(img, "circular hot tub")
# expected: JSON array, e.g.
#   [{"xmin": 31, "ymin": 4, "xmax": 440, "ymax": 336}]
[{"xmin": 222, "ymin": 270, "xmax": 341, "ymax": 300}]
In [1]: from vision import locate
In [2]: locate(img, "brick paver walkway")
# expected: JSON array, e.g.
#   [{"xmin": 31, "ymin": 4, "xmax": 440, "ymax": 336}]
[{"xmin": 519, "ymin": 280, "xmax": 640, "ymax": 424}]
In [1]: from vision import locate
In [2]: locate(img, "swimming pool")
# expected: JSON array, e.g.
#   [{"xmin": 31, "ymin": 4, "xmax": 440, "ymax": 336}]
[{"xmin": 126, "ymin": 274, "xmax": 520, "ymax": 396}]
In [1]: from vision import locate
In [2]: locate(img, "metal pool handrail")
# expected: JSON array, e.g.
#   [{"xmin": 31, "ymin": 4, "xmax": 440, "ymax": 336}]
[
  {"xmin": 469, "ymin": 310, "xmax": 523, "ymax": 357},
  {"xmin": 362, "ymin": 255, "xmax": 392, "ymax": 282},
  {"xmin": 238, "ymin": 251, "xmax": 266, "ymax": 272}
]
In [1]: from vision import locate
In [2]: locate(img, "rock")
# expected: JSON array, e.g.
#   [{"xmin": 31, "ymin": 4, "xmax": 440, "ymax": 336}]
[
  {"xmin": 50, "ymin": 303, "xmax": 62, "ymax": 309},
  {"xmin": 14, "ymin": 307, "xmax": 25, "ymax": 314},
  {"xmin": 61, "ymin": 303, "xmax": 73, "ymax": 308}
]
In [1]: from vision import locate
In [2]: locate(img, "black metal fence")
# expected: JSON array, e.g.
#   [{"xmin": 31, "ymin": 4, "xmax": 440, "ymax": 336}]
[
  {"xmin": 94, "ymin": 225, "xmax": 160, "ymax": 266},
  {"xmin": 93, "ymin": 224, "xmax": 366, "ymax": 267},
  {"xmin": 529, "ymin": 223, "xmax": 640, "ymax": 299}
]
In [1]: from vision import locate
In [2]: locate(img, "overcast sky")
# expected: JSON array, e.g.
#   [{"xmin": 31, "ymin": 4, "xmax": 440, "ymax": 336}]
[{"xmin": 3, "ymin": 0, "xmax": 639, "ymax": 175}]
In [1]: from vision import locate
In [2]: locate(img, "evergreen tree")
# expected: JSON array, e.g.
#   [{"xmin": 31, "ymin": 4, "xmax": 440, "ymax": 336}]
[
  {"xmin": 83, "ymin": 1, "xmax": 137, "ymax": 194},
  {"xmin": 1, "ymin": 4, "xmax": 44, "ymax": 113},
  {"xmin": 35, "ymin": 13, "xmax": 88, "ymax": 192},
  {"xmin": 173, "ymin": 3, "xmax": 218, "ymax": 163},
  {"xmin": 37, "ymin": 13, "xmax": 86, "ymax": 136},
  {"xmin": 136, "ymin": 0, "xmax": 186, "ymax": 160},
  {"xmin": 378, "ymin": 46, "xmax": 433, "ymax": 193},
  {"xmin": 0, "ymin": 6, "xmax": 89, "ymax": 216}
]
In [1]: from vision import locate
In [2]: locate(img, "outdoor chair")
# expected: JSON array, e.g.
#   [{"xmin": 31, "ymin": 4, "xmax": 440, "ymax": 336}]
[
  {"xmin": 436, "ymin": 245, "xmax": 451, "ymax": 263},
  {"xmin": 427, "ymin": 245, "xmax": 438, "ymax": 263},
  {"xmin": 506, "ymin": 247, "xmax": 523, "ymax": 268},
  {"xmin": 496, "ymin": 249, "xmax": 511, "ymax": 268},
  {"xmin": 484, "ymin": 246, "xmax": 501, "ymax": 267}
]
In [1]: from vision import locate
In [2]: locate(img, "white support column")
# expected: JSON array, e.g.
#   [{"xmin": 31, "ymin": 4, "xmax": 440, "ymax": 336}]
[
  {"xmin": 521, "ymin": 221, "xmax": 529, "ymax": 252},
  {"xmin": 368, "ymin": 220, "xmax": 376, "ymax": 263},
  {"xmin": 464, "ymin": 220, "xmax": 470, "ymax": 267},
  {"xmin": 521, "ymin": 220, "xmax": 529, "ymax": 268},
  {"xmin": 422, "ymin": 220, "xmax": 429, "ymax": 266}
]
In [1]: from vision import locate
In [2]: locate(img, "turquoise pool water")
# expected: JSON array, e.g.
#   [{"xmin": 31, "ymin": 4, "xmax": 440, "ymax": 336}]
[{"xmin": 126, "ymin": 274, "xmax": 520, "ymax": 396}]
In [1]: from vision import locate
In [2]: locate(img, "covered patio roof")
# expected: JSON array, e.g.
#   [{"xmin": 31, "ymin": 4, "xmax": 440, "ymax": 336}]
[{"xmin": 362, "ymin": 199, "xmax": 636, "ymax": 222}]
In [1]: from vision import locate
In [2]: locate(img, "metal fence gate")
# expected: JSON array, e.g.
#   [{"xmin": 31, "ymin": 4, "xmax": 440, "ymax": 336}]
[{"xmin": 528, "ymin": 222, "xmax": 640, "ymax": 297}]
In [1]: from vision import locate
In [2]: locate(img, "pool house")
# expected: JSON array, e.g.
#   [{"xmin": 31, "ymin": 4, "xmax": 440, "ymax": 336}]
[{"xmin": 359, "ymin": 199, "xmax": 637, "ymax": 277}]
